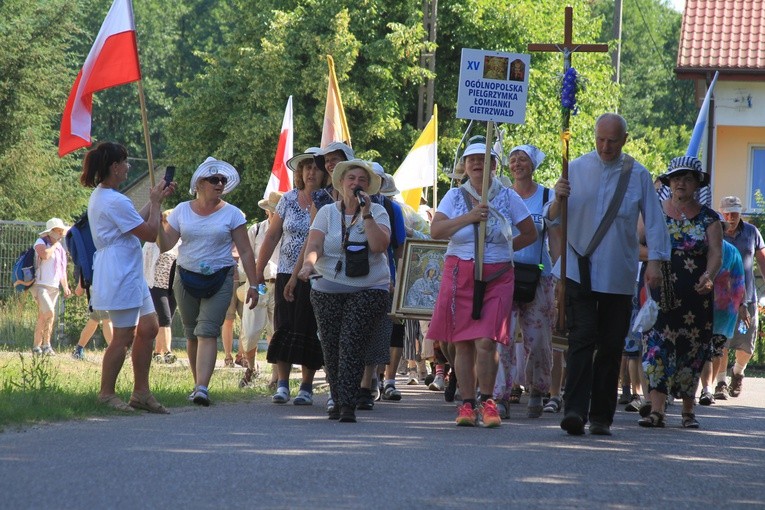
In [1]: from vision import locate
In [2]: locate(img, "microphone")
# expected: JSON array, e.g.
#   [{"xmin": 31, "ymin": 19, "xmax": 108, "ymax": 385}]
[{"xmin": 353, "ymin": 187, "xmax": 366, "ymax": 207}]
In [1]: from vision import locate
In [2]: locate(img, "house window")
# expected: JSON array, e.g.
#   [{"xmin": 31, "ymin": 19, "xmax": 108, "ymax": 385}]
[{"xmin": 750, "ymin": 147, "xmax": 765, "ymax": 210}]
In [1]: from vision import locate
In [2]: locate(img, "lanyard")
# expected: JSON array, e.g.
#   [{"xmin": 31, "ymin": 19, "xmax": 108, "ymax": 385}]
[{"xmin": 340, "ymin": 201, "xmax": 362, "ymax": 250}]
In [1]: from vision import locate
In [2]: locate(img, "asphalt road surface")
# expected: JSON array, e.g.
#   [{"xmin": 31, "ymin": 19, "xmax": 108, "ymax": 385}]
[{"xmin": 2, "ymin": 374, "xmax": 764, "ymax": 509}]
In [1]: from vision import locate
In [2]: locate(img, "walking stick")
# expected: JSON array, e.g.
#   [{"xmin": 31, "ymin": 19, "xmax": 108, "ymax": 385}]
[{"xmin": 471, "ymin": 121, "xmax": 494, "ymax": 320}]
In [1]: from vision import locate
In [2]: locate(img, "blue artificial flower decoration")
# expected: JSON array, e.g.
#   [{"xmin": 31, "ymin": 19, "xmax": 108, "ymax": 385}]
[{"xmin": 561, "ymin": 67, "xmax": 578, "ymax": 112}]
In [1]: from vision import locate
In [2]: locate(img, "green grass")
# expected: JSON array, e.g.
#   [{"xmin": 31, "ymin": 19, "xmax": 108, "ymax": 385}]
[{"xmin": 0, "ymin": 349, "xmax": 296, "ymax": 432}]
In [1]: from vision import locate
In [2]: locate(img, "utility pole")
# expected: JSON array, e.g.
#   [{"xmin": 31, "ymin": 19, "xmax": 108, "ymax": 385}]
[
  {"xmin": 612, "ymin": 0, "xmax": 623, "ymax": 84},
  {"xmin": 418, "ymin": 0, "xmax": 437, "ymax": 130}
]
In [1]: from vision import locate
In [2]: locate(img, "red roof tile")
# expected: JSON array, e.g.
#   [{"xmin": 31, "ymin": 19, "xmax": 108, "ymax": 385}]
[{"xmin": 677, "ymin": 0, "xmax": 765, "ymax": 74}]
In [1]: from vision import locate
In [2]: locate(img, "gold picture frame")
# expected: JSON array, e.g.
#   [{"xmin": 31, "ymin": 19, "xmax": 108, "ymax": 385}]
[{"xmin": 391, "ymin": 239, "xmax": 449, "ymax": 320}]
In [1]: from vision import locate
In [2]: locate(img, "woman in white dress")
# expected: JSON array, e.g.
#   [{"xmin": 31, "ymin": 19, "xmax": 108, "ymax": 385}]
[{"xmin": 81, "ymin": 141, "xmax": 175, "ymax": 413}]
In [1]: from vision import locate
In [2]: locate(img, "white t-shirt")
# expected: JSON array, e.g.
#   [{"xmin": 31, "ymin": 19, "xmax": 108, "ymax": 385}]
[
  {"xmin": 310, "ymin": 203, "xmax": 391, "ymax": 288},
  {"xmin": 512, "ymin": 184, "xmax": 555, "ymax": 276},
  {"xmin": 437, "ymin": 186, "xmax": 531, "ymax": 263},
  {"xmin": 88, "ymin": 186, "xmax": 146, "ymax": 310},
  {"xmin": 167, "ymin": 201, "xmax": 246, "ymax": 273}
]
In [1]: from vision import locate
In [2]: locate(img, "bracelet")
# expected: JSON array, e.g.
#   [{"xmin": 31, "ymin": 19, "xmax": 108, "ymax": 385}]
[
  {"xmin": 249, "ymin": 285, "xmax": 259, "ymax": 290},
  {"xmin": 363, "ymin": 213, "xmax": 373, "ymax": 220}
]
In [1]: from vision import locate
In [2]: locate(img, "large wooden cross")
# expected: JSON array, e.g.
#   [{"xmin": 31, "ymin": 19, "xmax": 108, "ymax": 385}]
[{"xmin": 527, "ymin": 6, "xmax": 609, "ymax": 335}]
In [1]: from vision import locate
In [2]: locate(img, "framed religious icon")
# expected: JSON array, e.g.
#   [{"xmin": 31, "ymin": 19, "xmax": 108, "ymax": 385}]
[{"xmin": 391, "ymin": 239, "xmax": 449, "ymax": 320}]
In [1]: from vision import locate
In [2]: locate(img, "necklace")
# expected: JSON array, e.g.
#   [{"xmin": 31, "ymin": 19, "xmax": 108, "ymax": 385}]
[
  {"xmin": 670, "ymin": 199, "xmax": 690, "ymax": 221},
  {"xmin": 298, "ymin": 190, "xmax": 311, "ymax": 212}
]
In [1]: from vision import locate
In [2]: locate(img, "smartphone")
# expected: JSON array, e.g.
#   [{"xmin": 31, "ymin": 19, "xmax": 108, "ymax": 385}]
[{"xmin": 163, "ymin": 165, "xmax": 176, "ymax": 185}]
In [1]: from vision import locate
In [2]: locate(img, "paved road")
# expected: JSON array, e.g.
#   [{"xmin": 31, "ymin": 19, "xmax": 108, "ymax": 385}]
[{"xmin": 1, "ymin": 375, "xmax": 764, "ymax": 509}]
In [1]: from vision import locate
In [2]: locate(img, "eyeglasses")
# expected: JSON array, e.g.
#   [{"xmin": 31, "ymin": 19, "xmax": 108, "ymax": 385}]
[{"xmin": 203, "ymin": 176, "xmax": 228, "ymax": 186}]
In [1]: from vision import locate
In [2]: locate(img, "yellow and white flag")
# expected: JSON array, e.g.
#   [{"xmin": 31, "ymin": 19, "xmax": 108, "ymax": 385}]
[
  {"xmin": 320, "ymin": 55, "xmax": 352, "ymax": 148},
  {"xmin": 393, "ymin": 105, "xmax": 438, "ymax": 210}
]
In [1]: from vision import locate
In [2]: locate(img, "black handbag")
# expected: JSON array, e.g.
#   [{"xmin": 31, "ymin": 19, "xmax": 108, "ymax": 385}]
[
  {"xmin": 344, "ymin": 241, "xmax": 370, "ymax": 277},
  {"xmin": 178, "ymin": 266, "xmax": 231, "ymax": 299}
]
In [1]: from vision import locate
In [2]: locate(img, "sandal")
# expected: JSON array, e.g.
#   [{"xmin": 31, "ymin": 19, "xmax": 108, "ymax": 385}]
[
  {"xmin": 543, "ymin": 396, "xmax": 562, "ymax": 413},
  {"xmin": 223, "ymin": 356, "xmax": 235, "ymax": 368},
  {"xmin": 638, "ymin": 411, "xmax": 665, "ymax": 428},
  {"xmin": 682, "ymin": 412, "xmax": 699, "ymax": 429},
  {"xmin": 129, "ymin": 392, "xmax": 170, "ymax": 414},
  {"xmin": 508, "ymin": 386, "xmax": 523, "ymax": 404},
  {"xmin": 238, "ymin": 367, "xmax": 258, "ymax": 388},
  {"xmin": 98, "ymin": 394, "xmax": 135, "ymax": 413}
]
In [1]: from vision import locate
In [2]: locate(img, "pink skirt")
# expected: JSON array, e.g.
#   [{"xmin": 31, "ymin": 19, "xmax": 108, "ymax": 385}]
[{"xmin": 427, "ymin": 256, "xmax": 514, "ymax": 344}]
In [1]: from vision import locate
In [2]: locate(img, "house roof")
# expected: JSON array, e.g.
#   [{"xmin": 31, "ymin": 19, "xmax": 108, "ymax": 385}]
[{"xmin": 676, "ymin": 0, "xmax": 765, "ymax": 77}]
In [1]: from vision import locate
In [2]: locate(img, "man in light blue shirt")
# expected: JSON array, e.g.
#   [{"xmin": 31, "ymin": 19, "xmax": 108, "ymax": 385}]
[{"xmin": 545, "ymin": 113, "xmax": 670, "ymax": 436}]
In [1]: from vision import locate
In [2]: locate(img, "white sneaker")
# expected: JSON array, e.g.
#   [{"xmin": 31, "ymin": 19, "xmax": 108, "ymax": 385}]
[
  {"xmin": 428, "ymin": 374, "xmax": 445, "ymax": 391},
  {"xmin": 41, "ymin": 345, "xmax": 56, "ymax": 356},
  {"xmin": 406, "ymin": 369, "xmax": 419, "ymax": 385}
]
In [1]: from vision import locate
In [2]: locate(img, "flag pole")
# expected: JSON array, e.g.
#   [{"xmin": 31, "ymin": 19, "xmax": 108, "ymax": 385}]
[
  {"xmin": 433, "ymin": 105, "xmax": 439, "ymax": 210},
  {"xmin": 137, "ymin": 80, "xmax": 155, "ymax": 186}
]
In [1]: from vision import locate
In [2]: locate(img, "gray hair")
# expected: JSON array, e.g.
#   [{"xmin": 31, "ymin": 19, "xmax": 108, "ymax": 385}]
[{"xmin": 595, "ymin": 113, "xmax": 628, "ymax": 136}]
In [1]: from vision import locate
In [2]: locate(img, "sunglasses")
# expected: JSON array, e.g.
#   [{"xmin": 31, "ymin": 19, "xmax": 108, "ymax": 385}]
[{"xmin": 203, "ymin": 175, "xmax": 228, "ymax": 186}]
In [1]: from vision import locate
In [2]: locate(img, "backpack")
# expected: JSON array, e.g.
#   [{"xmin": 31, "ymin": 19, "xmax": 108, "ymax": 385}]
[
  {"xmin": 12, "ymin": 246, "xmax": 36, "ymax": 292},
  {"xmin": 66, "ymin": 212, "xmax": 96, "ymax": 297}
]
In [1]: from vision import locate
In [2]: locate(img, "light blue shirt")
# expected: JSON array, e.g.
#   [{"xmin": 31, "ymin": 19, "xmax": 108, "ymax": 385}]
[{"xmin": 544, "ymin": 151, "xmax": 670, "ymax": 295}]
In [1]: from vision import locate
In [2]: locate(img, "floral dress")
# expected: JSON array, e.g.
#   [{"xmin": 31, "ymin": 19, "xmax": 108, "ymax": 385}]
[{"xmin": 642, "ymin": 205, "xmax": 720, "ymax": 398}]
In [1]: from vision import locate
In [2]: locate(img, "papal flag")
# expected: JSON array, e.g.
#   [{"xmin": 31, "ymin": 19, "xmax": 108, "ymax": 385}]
[
  {"xmin": 320, "ymin": 55, "xmax": 351, "ymax": 148},
  {"xmin": 393, "ymin": 105, "xmax": 438, "ymax": 210}
]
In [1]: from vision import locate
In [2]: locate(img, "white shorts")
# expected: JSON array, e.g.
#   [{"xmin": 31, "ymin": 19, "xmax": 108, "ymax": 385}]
[{"xmin": 108, "ymin": 293, "xmax": 155, "ymax": 328}]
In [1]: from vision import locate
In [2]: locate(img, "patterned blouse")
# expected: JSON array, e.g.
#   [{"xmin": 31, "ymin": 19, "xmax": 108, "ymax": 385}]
[{"xmin": 275, "ymin": 188, "xmax": 311, "ymax": 274}]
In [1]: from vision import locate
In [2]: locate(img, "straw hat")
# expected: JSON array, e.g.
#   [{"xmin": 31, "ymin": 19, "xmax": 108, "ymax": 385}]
[
  {"xmin": 189, "ymin": 157, "xmax": 240, "ymax": 195},
  {"xmin": 331, "ymin": 159, "xmax": 382, "ymax": 196},
  {"xmin": 39, "ymin": 218, "xmax": 68, "ymax": 236},
  {"xmin": 257, "ymin": 191, "xmax": 283, "ymax": 213},
  {"xmin": 286, "ymin": 147, "xmax": 321, "ymax": 172}
]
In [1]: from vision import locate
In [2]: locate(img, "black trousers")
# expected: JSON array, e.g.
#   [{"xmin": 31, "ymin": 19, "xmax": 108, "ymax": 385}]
[{"xmin": 563, "ymin": 279, "xmax": 632, "ymax": 426}]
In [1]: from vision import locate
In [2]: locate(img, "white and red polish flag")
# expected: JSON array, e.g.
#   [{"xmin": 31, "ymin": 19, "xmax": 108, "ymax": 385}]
[
  {"xmin": 58, "ymin": 0, "xmax": 141, "ymax": 157},
  {"xmin": 263, "ymin": 96, "xmax": 294, "ymax": 198}
]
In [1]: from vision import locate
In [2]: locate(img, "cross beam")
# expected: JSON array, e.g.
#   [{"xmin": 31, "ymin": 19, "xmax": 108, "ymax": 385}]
[{"xmin": 528, "ymin": 6, "xmax": 608, "ymax": 65}]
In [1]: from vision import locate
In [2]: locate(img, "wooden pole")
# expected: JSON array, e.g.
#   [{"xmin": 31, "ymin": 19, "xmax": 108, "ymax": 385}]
[
  {"xmin": 137, "ymin": 80, "xmax": 155, "ymax": 186},
  {"xmin": 476, "ymin": 120, "xmax": 494, "ymax": 281}
]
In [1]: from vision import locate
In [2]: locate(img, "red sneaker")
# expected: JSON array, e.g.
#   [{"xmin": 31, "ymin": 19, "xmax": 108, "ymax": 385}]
[
  {"xmin": 455, "ymin": 402, "xmax": 476, "ymax": 427},
  {"xmin": 479, "ymin": 399, "xmax": 502, "ymax": 428}
]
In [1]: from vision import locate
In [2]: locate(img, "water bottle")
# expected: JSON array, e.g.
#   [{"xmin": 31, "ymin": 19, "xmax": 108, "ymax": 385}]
[
  {"xmin": 257, "ymin": 283, "xmax": 267, "ymax": 295},
  {"xmin": 738, "ymin": 320, "xmax": 748, "ymax": 335},
  {"xmin": 199, "ymin": 262, "xmax": 212, "ymax": 275}
]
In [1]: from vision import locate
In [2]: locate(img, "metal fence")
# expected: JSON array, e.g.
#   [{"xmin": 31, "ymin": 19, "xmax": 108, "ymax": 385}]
[{"xmin": 0, "ymin": 220, "xmax": 66, "ymax": 345}]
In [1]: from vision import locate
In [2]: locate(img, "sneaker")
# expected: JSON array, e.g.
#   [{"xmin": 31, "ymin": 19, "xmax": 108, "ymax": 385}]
[
  {"xmin": 729, "ymin": 374, "xmax": 743, "ymax": 397},
  {"xmin": 617, "ymin": 392, "xmax": 633, "ymax": 405},
  {"xmin": 293, "ymin": 390, "xmax": 314, "ymax": 405},
  {"xmin": 479, "ymin": 399, "xmax": 502, "ymax": 428},
  {"xmin": 527, "ymin": 404, "xmax": 543, "ymax": 418},
  {"xmin": 41, "ymin": 345, "xmax": 56, "ymax": 356},
  {"xmin": 152, "ymin": 352, "xmax": 165, "ymax": 364},
  {"xmin": 71, "ymin": 345, "xmax": 85, "ymax": 360},
  {"xmin": 625, "ymin": 395, "xmax": 644, "ymax": 412},
  {"xmin": 32, "ymin": 346, "xmax": 43, "ymax": 356},
  {"xmin": 326, "ymin": 398, "xmax": 336, "ymax": 414},
  {"xmin": 424, "ymin": 373, "xmax": 435, "ymax": 386},
  {"xmin": 698, "ymin": 389, "xmax": 715, "ymax": 406},
  {"xmin": 272, "ymin": 386, "xmax": 290, "ymax": 404},
  {"xmin": 714, "ymin": 381, "xmax": 729, "ymax": 400},
  {"xmin": 382, "ymin": 384, "xmax": 402, "ymax": 401},
  {"xmin": 192, "ymin": 388, "xmax": 210, "ymax": 407},
  {"xmin": 444, "ymin": 373, "xmax": 458, "ymax": 402},
  {"xmin": 356, "ymin": 388, "xmax": 374, "ymax": 410},
  {"xmin": 339, "ymin": 406, "xmax": 357, "ymax": 423},
  {"xmin": 455, "ymin": 402, "xmax": 477, "ymax": 427},
  {"xmin": 428, "ymin": 374, "xmax": 445, "ymax": 391},
  {"xmin": 163, "ymin": 352, "xmax": 177, "ymax": 364},
  {"xmin": 406, "ymin": 369, "xmax": 419, "ymax": 385}
]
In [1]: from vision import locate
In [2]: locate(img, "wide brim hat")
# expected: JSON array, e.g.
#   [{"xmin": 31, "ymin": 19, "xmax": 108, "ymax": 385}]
[
  {"xmin": 658, "ymin": 156, "xmax": 708, "ymax": 187},
  {"xmin": 332, "ymin": 159, "xmax": 382, "ymax": 196},
  {"xmin": 189, "ymin": 157, "xmax": 240, "ymax": 195},
  {"xmin": 258, "ymin": 191, "xmax": 283, "ymax": 212},
  {"xmin": 39, "ymin": 217, "xmax": 68, "ymax": 236},
  {"xmin": 461, "ymin": 142, "xmax": 498, "ymax": 161},
  {"xmin": 720, "ymin": 196, "xmax": 743, "ymax": 213},
  {"xmin": 380, "ymin": 174, "xmax": 400, "ymax": 196},
  {"xmin": 314, "ymin": 142, "xmax": 354, "ymax": 173},
  {"xmin": 286, "ymin": 147, "xmax": 322, "ymax": 172}
]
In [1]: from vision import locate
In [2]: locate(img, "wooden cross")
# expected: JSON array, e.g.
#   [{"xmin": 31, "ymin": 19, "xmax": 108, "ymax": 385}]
[
  {"xmin": 528, "ymin": 6, "xmax": 609, "ymax": 75},
  {"xmin": 527, "ymin": 6, "xmax": 609, "ymax": 335}
]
